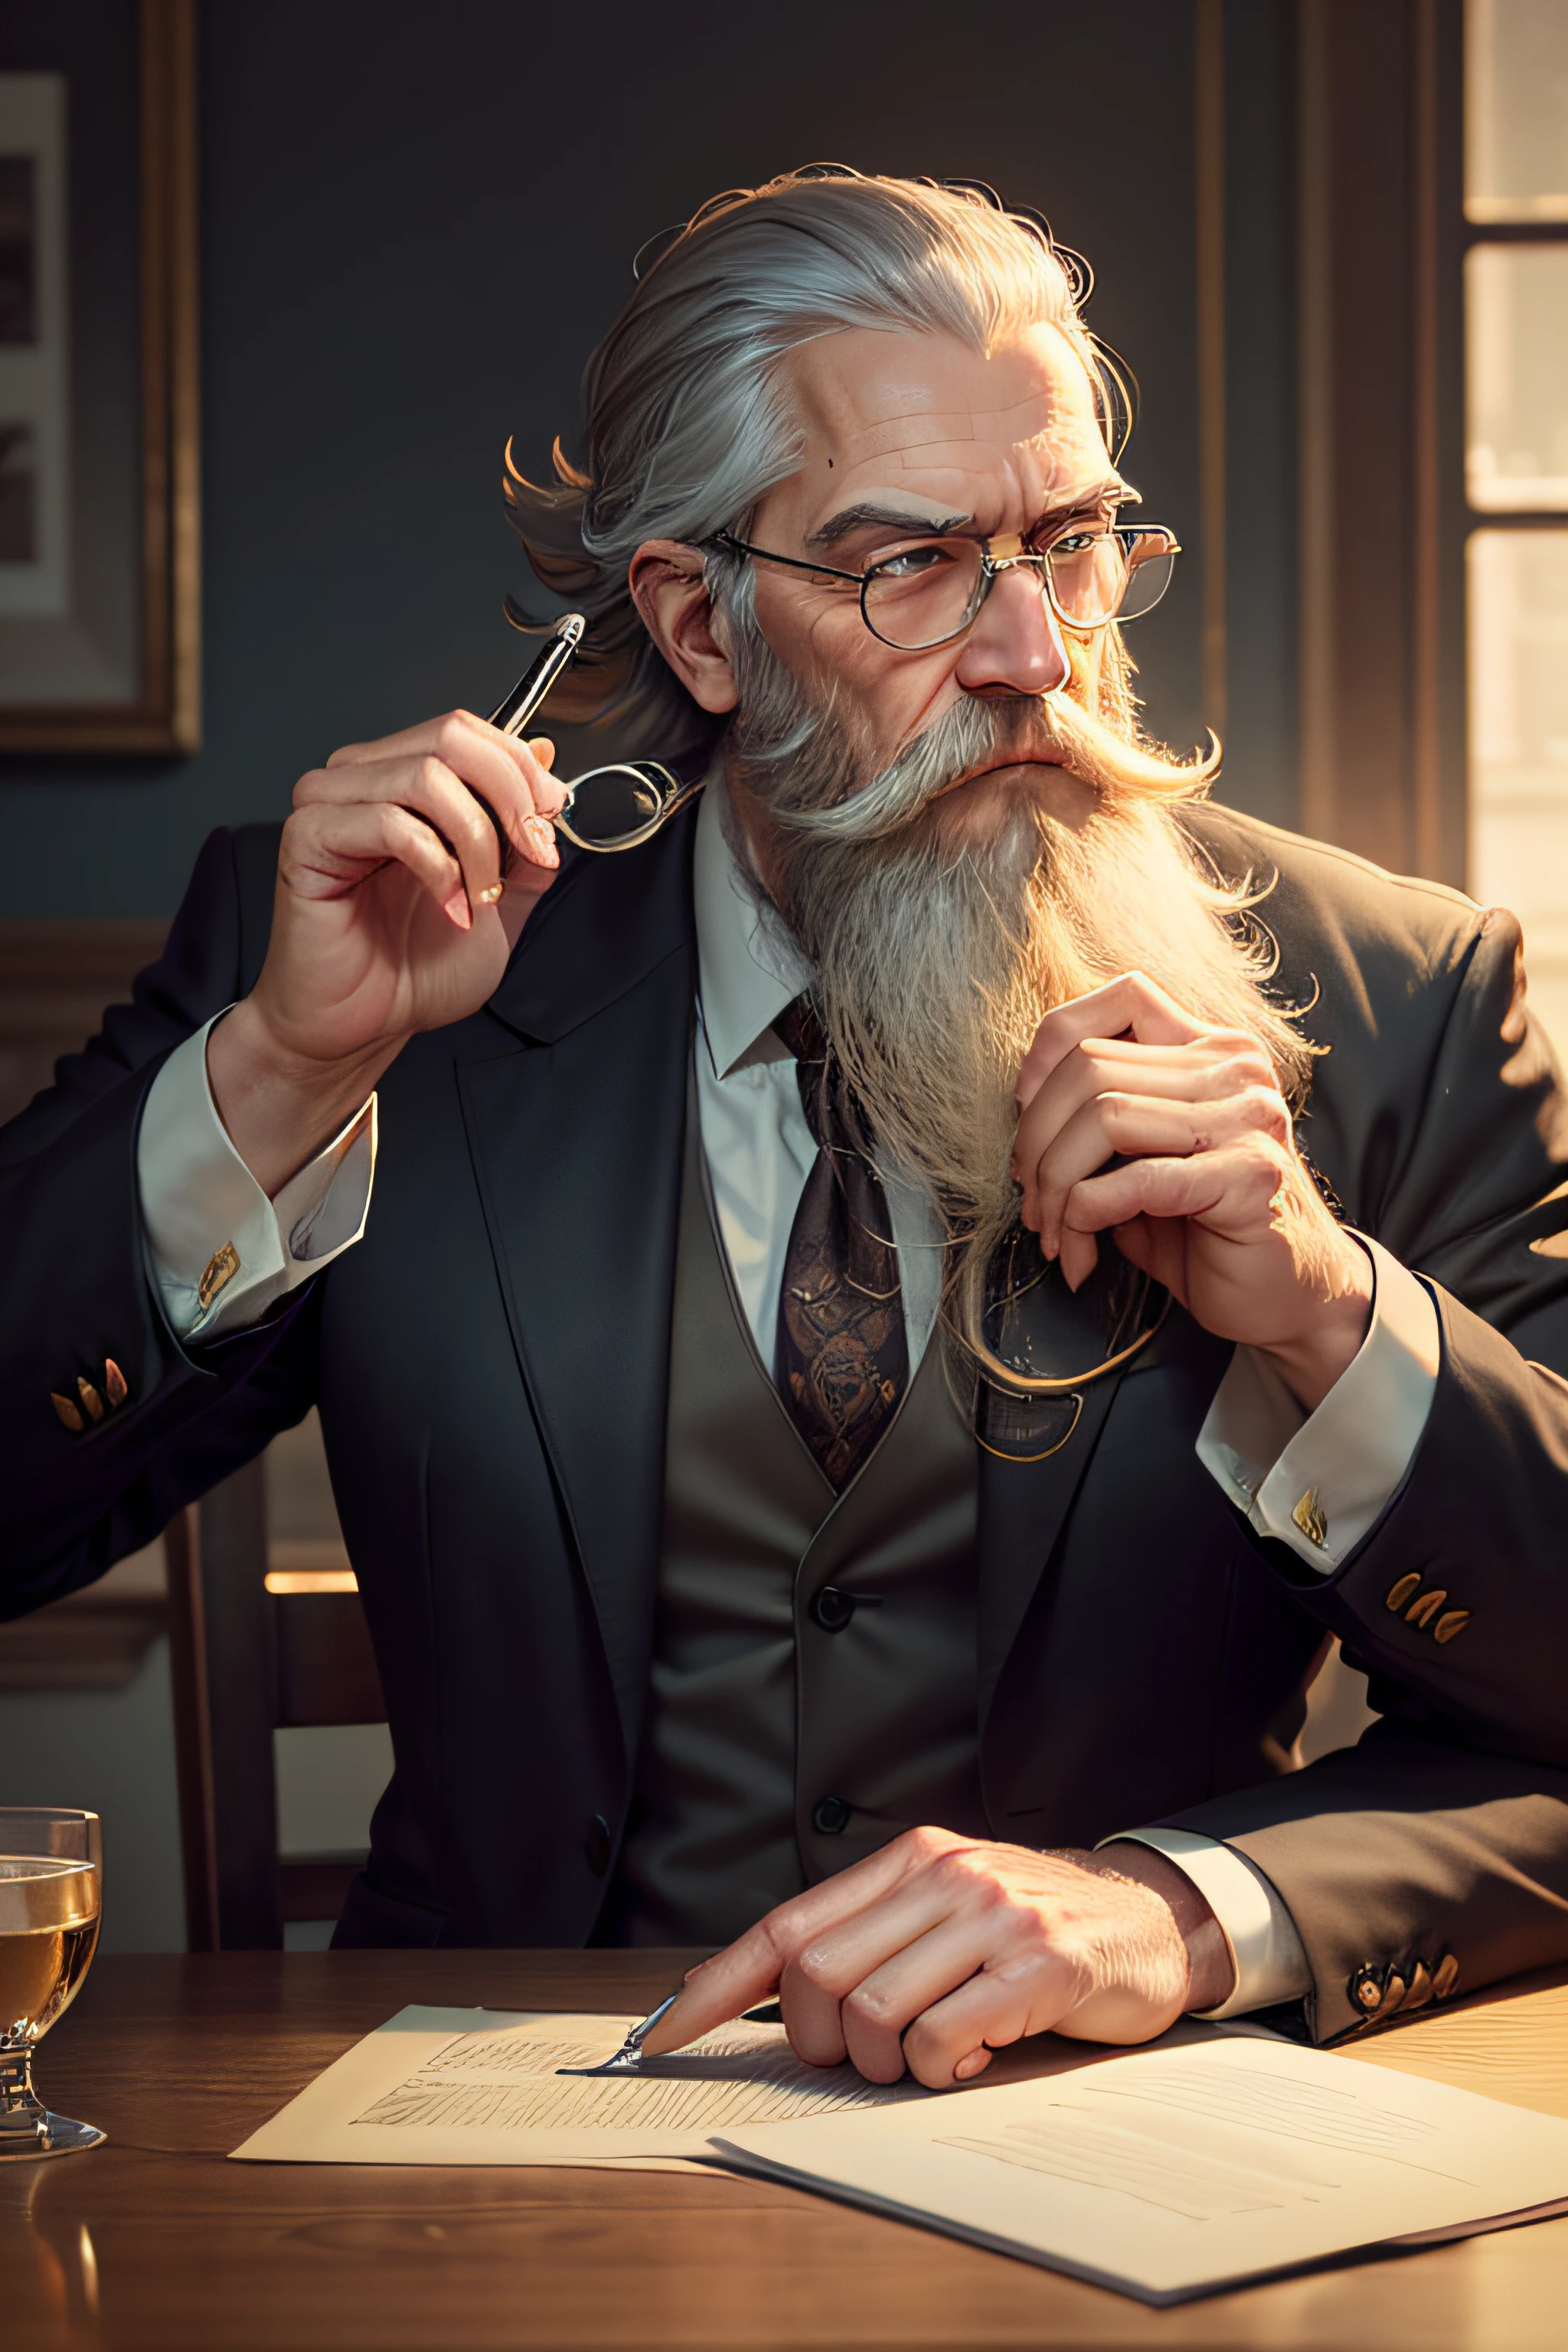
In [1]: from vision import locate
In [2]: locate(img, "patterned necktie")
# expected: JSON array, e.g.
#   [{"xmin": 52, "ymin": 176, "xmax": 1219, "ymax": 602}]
[{"xmin": 773, "ymin": 995, "xmax": 909, "ymax": 1488}]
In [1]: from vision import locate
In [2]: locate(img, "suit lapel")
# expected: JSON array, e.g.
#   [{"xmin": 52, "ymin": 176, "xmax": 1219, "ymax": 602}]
[
  {"xmin": 456, "ymin": 815, "xmax": 697, "ymax": 1760},
  {"xmin": 975, "ymin": 1373, "xmax": 1122, "ymax": 1733},
  {"xmin": 974, "ymin": 1246, "xmax": 1174, "ymax": 1726}
]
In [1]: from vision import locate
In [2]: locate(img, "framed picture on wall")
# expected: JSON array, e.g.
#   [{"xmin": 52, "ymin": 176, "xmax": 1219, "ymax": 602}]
[{"xmin": 0, "ymin": 0, "xmax": 198, "ymax": 754}]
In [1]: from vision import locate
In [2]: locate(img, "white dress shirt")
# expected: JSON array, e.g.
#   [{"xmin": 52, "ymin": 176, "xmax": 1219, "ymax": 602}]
[
  {"xmin": 691, "ymin": 766, "xmax": 946, "ymax": 1375},
  {"xmin": 138, "ymin": 1021, "xmax": 376, "ymax": 1341},
  {"xmin": 136, "ymin": 772, "xmax": 1443, "ymax": 2017}
]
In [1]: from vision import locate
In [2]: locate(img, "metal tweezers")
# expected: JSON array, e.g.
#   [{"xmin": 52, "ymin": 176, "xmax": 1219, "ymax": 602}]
[{"xmin": 556, "ymin": 1996, "xmax": 785, "ymax": 2079}]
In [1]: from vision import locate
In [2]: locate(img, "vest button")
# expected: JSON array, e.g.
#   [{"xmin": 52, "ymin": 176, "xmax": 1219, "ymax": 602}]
[
  {"xmin": 812, "ymin": 1795, "xmax": 852, "ymax": 1836},
  {"xmin": 811, "ymin": 1585, "xmax": 857, "ymax": 1632},
  {"xmin": 583, "ymin": 1814, "xmax": 612, "ymax": 1876}
]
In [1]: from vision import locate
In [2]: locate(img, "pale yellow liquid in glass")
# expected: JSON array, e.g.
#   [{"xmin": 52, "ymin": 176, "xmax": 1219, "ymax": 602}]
[{"xmin": 0, "ymin": 1859, "xmax": 100, "ymax": 2042}]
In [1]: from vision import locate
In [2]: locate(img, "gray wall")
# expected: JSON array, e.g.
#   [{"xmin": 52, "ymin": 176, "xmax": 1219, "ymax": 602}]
[
  {"xmin": 0, "ymin": 0, "xmax": 1299, "ymax": 919},
  {"xmin": 0, "ymin": 1631, "xmax": 186, "ymax": 1953}
]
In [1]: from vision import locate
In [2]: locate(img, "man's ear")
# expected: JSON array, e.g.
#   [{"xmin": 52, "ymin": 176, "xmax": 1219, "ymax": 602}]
[{"xmin": 629, "ymin": 541, "xmax": 739, "ymax": 714}]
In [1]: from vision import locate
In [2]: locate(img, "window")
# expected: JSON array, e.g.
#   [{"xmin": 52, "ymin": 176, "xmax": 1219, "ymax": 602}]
[{"xmin": 1465, "ymin": 0, "xmax": 1568, "ymax": 1059}]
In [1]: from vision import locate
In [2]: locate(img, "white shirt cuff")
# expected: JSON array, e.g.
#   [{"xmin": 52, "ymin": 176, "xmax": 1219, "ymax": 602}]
[
  {"xmin": 137, "ymin": 1015, "xmax": 377, "ymax": 1341},
  {"xmin": 1098, "ymin": 1827, "xmax": 1312, "ymax": 2019},
  {"xmin": 1194, "ymin": 1233, "xmax": 1440, "ymax": 1573}
]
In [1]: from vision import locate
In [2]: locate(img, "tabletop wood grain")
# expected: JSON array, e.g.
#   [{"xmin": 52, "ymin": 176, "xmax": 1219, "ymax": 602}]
[{"xmin": 6, "ymin": 1949, "xmax": 1568, "ymax": 2351}]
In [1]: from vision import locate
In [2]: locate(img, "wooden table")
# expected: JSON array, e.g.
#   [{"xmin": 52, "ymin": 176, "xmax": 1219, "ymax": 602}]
[{"xmin": 8, "ymin": 1949, "xmax": 1568, "ymax": 2350}]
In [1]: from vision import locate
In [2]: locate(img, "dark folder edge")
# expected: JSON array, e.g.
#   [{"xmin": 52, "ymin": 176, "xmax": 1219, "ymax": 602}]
[{"xmin": 700, "ymin": 2148, "xmax": 1568, "ymax": 2309}]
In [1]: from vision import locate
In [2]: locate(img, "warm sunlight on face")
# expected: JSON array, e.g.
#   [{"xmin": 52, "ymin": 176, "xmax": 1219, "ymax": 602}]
[{"xmin": 745, "ymin": 323, "xmax": 1125, "ymax": 778}]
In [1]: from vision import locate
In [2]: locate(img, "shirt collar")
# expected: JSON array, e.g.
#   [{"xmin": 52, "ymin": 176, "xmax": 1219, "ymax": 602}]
[{"xmin": 694, "ymin": 762, "xmax": 812, "ymax": 1078}]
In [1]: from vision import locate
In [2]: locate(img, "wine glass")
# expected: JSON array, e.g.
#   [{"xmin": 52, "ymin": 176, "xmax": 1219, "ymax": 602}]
[{"xmin": 0, "ymin": 1808, "xmax": 103, "ymax": 2159}]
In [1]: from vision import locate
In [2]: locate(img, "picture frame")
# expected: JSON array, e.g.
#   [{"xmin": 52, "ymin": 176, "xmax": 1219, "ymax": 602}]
[{"xmin": 0, "ymin": 0, "xmax": 198, "ymax": 754}]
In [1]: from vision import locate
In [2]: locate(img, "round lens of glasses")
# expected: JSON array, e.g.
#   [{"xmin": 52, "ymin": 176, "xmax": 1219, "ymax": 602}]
[
  {"xmin": 1044, "ymin": 528, "xmax": 1178, "ymax": 629},
  {"xmin": 861, "ymin": 528, "xmax": 1178, "ymax": 650},
  {"xmin": 555, "ymin": 762, "xmax": 679, "ymax": 851},
  {"xmin": 1107, "ymin": 531, "xmax": 1178, "ymax": 624},
  {"xmin": 862, "ymin": 541, "xmax": 987, "ymax": 650}
]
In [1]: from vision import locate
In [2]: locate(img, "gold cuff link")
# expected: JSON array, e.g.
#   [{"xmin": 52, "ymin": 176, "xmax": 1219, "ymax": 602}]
[
  {"xmin": 50, "ymin": 1359, "xmax": 129, "ymax": 1435},
  {"xmin": 1292, "ymin": 1487, "xmax": 1328, "ymax": 1547},
  {"xmin": 198, "ymin": 1240, "xmax": 241, "ymax": 1311}
]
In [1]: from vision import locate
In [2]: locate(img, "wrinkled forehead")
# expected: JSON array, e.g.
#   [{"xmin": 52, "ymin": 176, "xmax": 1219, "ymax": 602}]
[{"xmin": 779, "ymin": 322, "xmax": 1119, "ymax": 534}]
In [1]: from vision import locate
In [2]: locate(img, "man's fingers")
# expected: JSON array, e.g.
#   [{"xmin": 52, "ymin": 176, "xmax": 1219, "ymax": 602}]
[
  {"xmin": 639, "ymin": 1829, "xmax": 968, "ymax": 2056},
  {"xmin": 282, "ymin": 801, "xmax": 472, "ymax": 927},
  {"xmin": 1017, "ymin": 1094, "xmax": 1172, "ymax": 1247},
  {"xmin": 1105, "ymin": 1210, "xmax": 1187, "ymax": 1295},
  {"xmin": 1063, "ymin": 1139, "xmax": 1284, "ymax": 1242},
  {"xmin": 299, "ymin": 749, "xmax": 511, "ymax": 913},
  {"xmin": 1058, "ymin": 1226, "xmax": 1101, "ymax": 1292},
  {"xmin": 1065, "ymin": 1150, "xmax": 1230, "ymax": 1239},
  {"xmin": 327, "ymin": 708, "xmax": 568, "ymax": 808},
  {"xmin": 498, "ymin": 734, "xmax": 569, "ymax": 849},
  {"xmin": 654, "ymin": 1842, "xmax": 1032, "ymax": 2077},
  {"xmin": 775, "ymin": 1861, "xmax": 995, "ymax": 2071},
  {"xmin": 648, "ymin": 1838, "xmax": 1197, "ymax": 2087},
  {"xmin": 300, "ymin": 739, "xmax": 567, "ymax": 910},
  {"xmin": 316, "ymin": 737, "xmax": 552, "ymax": 864},
  {"xmin": 638, "ymin": 1897, "xmax": 881, "ymax": 2058},
  {"xmin": 900, "ymin": 1962, "xmax": 1079, "ymax": 2089},
  {"xmin": 1015, "ymin": 1037, "xmax": 1276, "ymax": 1172},
  {"xmin": 1020, "ymin": 1089, "xmax": 1287, "ymax": 1252},
  {"xmin": 1016, "ymin": 972, "xmax": 1206, "ymax": 1107},
  {"xmin": 321, "ymin": 711, "xmax": 568, "ymax": 861},
  {"xmin": 829, "ymin": 1912, "xmax": 1026, "ymax": 2084},
  {"xmin": 635, "ymin": 1925, "xmax": 784, "ymax": 2057}
]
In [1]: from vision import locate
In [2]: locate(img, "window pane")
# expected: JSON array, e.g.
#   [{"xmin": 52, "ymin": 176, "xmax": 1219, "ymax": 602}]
[
  {"xmin": 1468, "ymin": 529, "xmax": 1568, "ymax": 1063},
  {"xmin": 1466, "ymin": 244, "xmax": 1568, "ymax": 510},
  {"xmin": 1467, "ymin": 0, "xmax": 1568, "ymax": 221}
]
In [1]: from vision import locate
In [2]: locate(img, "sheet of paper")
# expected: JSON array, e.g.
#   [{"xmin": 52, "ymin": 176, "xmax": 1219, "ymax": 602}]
[
  {"xmin": 230, "ymin": 2005, "xmax": 926, "ymax": 2166},
  {"xmin": 712, "ymin": 2034, "xmax": 1568, "ymax": 2305}
]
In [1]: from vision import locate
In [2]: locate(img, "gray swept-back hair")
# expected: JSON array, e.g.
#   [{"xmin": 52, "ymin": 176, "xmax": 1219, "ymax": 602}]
[{"xmin": 505, "ymin": 168, "xmax": 1148, "ymax": 767}]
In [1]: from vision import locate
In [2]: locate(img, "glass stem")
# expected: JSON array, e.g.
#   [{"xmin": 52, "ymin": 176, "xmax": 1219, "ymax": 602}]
[{"xmin": 0, "ymin": 2043, "xmax": 46, "ymax": 2145}]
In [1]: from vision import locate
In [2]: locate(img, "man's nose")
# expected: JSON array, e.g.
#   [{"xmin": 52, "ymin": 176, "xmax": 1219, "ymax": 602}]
[{"xmin": 952, "ymin": 563, "xmax": 1070, "ymax": 697}]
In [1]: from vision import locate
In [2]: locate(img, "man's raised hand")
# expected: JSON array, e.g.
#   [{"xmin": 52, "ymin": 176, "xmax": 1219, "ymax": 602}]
[
  {"xmin": 639, "ymin": 1828, "xmax": 1233, "ymax": 2088},
  {"xmin": 1011, "ymin": 971, "xmax": 1371, "ymax": 1411},
  {"xmin": 208, "ymin": 710, "xmax": 564, "ymax": 1194}
]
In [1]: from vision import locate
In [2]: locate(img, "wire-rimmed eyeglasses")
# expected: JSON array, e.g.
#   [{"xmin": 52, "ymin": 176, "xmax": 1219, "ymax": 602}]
[
  {"xmin": 484, "ymin": 505, "xmax": 1180, "ymax": 862},
  {"xmin": 707, "ymin": 514, "xmax": 1180, "ymax": 652}
]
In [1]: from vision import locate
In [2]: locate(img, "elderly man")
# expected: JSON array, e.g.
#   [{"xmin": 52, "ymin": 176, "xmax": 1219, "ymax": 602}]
[{"xmin": 5, "ymin": 170, "xmax": 1568, "ymax": 2088}]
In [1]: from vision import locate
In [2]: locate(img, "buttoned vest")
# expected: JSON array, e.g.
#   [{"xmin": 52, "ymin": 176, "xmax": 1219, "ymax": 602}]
[{"xmin": 606, "ymin": 1113, "xmax": 987, "ymax": 1947}]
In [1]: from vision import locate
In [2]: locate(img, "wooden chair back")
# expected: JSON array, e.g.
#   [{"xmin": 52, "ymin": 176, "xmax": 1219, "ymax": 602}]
[{"xmin": 164, "ymin": 1458, "xmax": 387, "ymax": 1949}]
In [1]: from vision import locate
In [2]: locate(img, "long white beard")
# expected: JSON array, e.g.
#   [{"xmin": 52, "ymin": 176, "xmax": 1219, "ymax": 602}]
[{"xmin": 724, "ymin": 643, "xmax": 1312, "ymax": 1305}]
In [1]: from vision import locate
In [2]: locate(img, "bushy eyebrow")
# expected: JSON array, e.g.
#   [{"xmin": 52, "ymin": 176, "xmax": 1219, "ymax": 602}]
[
  {"xmin": 1038, "ymin": 476, "xmax": 1134, "ymax": 528},
  {"xmin": 806, "ymin": 476, "xmax": 1135, "ymax": 556},
  {"xmin": 806, "ymin": 503, "xmax": 972, "ymax": 551}
]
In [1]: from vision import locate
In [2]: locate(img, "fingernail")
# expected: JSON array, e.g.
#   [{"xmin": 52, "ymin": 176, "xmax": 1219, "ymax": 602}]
[
  {"xmin": 445, "ymin": 893, "xmax": 472, "ymax": 930},
  {"xmin": 953, "ymin": 2049, "xmax": 991, "ymax": 2081},
  {"xmin": 524, "ymin": 818, "xmax": 559, "ymax": 865}
]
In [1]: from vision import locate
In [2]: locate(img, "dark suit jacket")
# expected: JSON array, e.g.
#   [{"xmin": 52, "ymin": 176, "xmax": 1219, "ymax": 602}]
[{"xmin": 5, "ymin": 800, "xmax": 1568, "ymax": 2040}]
